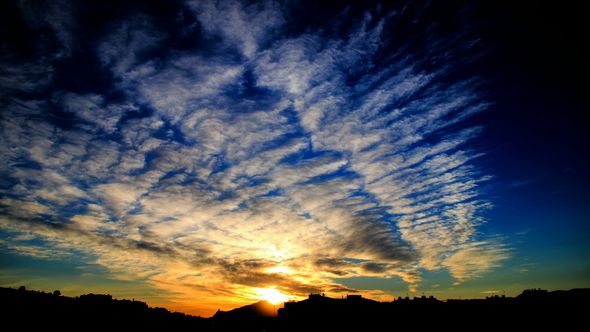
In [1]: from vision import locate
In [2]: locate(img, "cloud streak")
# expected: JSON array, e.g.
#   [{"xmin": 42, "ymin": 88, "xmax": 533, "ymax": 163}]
[{"xmin": 0, "ymin": 0, "xmax": 508, "ymax": 315}]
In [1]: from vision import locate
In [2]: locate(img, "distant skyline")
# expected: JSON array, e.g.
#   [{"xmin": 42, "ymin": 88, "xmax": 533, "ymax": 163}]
[{"xmin": 0, "ymin": 0, "xmax": 588, "ymax": 317}]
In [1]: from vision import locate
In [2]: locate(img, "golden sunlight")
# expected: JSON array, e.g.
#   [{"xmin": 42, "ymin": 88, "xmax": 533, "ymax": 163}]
[
  {"xmin": 254, "ymin": 287, "xmax": 290, "ymax": 305},
  {"xmin": 267, "ymin": 266, "xmax": 293, "ymax": 274}
]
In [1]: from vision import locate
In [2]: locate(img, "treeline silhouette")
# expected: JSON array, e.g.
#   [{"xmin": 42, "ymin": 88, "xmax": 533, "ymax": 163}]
[
  {"xmin": 2, "ymin": 286, "xmax": 587, "ymax": 331},
  {"xmin": 278, "ymin": 289, "xmax": 588, "ymax": 331},
  {"xmin": 1, "ymin": 286, "xmax": 206, "ymax": 330}
]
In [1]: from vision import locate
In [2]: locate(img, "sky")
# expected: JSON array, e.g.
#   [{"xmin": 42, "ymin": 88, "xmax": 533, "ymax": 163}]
[{"xmin": 0, "ymin": 0, "xmax": 588, "ymax": 317}]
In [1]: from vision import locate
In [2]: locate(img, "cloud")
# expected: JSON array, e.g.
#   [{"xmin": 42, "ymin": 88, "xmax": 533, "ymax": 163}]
[
  {"xmin": 60, "ymin": 93, "xmax": 138, "ymax": 134},
  {"xmin": 442, "ymin": 242, "xmax": 510, "ymax": 281},
  {"xmin": 16, "ymin": 0, "xmax": 78, "ymax": 58},
  {"xmin": 98, "ymin": 14, "xmax": 165, "ymax": 79},
  {"xmin": 0, "ymin": 1, "xmax": 508, "ymax": 316},
  {"xmin": 0, "ymin": 59, "xmax": 54, "ymax": 99},
  {"xmin": 187, "ymin": 1, "xmax": 284, "ymax": 59}
]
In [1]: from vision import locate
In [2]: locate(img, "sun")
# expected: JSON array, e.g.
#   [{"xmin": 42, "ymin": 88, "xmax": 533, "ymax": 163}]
[
  {"xmin": 267, "ymin": 266, "xmax": 293, "ymax": 274},
  {"xmin": 254, "ymin": 287, "xmax": 290, "ymax": 305}
]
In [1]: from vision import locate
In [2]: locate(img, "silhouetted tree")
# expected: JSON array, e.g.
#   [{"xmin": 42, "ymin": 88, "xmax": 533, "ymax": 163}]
[{"xmin": 53, "ymin": 290, "xmax": 61, "ymax": 296}]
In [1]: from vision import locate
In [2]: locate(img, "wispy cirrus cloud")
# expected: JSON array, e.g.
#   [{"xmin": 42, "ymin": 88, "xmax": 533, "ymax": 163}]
[{"xmin": 0, "ymin": 0, "xmax": 508, "ymax": 315}]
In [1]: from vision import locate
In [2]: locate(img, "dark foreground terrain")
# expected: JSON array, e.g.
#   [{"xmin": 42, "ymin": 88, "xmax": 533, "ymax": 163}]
[{"xmin": 2, "ymin": 286, "xmax": 587, "ymax": 331}]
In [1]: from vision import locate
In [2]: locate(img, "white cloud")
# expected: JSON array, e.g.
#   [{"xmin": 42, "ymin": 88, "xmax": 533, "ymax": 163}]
[
  {"xmin": 98, "ymin": 15, "xmax": 164, "ymax": 78},
  {"xmin": 0, "ymin": 1, "xmax": 509, "ymax": 315},
  {"xmin": 188, "ymin": 1, "xmax": 284, "ymax": 59},
  {"xmin": 61, "ymin": 93, "xmax": 137, "ymax": 134}
]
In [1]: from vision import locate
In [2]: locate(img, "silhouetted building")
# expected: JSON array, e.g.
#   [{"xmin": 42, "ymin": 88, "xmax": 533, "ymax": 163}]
[{"xmin": 3, "ymin": 286, "xmax": 588, "ymax": 331}]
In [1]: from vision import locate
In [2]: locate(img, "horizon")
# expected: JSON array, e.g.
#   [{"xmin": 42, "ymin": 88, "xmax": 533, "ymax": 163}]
[
  {"xmin": 5, "ymin": 284, "xmax": 585, "ymax": 318},
  {"xmin": 1, "ymin": 0, "xmax": 588, "ymax": 318}
]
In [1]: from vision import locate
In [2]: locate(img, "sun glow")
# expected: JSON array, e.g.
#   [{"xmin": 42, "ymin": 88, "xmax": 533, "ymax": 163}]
[
  {"xmin": 254, "ymin": 288, "xmax": 290, "ymax": 304},
  {"xmin": 268, "ymin": 266, "xmax": 293, "ymax": 274}
]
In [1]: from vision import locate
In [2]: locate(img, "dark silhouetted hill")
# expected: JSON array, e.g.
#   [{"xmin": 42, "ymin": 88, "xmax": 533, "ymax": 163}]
[{"xmin": 210, "ymin": 300, "xmax": 279, "ymax": 331}]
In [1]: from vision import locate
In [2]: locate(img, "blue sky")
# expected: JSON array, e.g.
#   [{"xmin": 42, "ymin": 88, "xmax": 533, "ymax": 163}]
[{"xmin": 1, "ymin": 0, "xmax": 587, "ymax": 316}]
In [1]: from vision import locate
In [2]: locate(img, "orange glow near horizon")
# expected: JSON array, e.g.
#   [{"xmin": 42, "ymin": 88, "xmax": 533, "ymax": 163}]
[{"xmin": 254, "ymin": 287, "xmax": 290, "ymax": 305}]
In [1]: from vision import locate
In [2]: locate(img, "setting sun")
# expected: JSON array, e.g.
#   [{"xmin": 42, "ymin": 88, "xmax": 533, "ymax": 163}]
[
  {"xmin": 255, "ymin": 288, "xmax": 290, "ymax": 305},
  {"xmin": 267, "ymin": 267, "xmax": 293, "ymax": 274}
]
